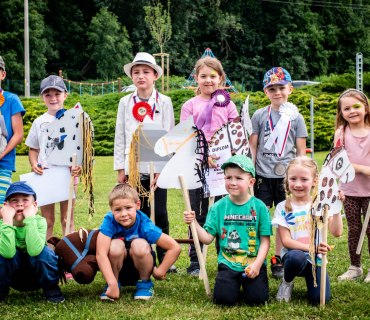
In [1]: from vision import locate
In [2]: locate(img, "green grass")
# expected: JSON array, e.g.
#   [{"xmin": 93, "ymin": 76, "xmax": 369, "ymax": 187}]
[{"xmin": 3, "ymin": 152, "xmax": 370, "ymax": 320}]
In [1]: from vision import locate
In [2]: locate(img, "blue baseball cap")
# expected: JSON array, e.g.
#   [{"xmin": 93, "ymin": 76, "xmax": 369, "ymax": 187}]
[
  {"xmin": 5, "ymin": 181, "xmax": 37, "ymax": 201},
  {"xmin": 263, "ymin": 67, "xmax": 292, "ymax": 89}
]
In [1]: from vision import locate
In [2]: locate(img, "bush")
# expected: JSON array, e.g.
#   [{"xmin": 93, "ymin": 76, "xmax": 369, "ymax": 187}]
[{"xmin": 18, "ymin": 81, "xmax": 355, "ymax": 156}]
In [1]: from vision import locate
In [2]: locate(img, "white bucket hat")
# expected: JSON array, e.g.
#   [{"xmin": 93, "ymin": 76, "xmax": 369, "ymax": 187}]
[{"xmin": 124, "ymin": 52, "xmax": 163, "ymax": 79}]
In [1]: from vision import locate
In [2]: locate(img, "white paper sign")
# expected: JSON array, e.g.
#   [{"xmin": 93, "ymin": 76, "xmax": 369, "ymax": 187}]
[{"xmin": 20, "ymin": 166, "xmax": 74, "ymax": 206}]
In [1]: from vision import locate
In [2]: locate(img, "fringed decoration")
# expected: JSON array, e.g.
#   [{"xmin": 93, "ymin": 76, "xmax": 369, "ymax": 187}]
[
  {"xmin": 80, "ymin": 112, "xmax": 95, "ymax": 217},
  {"xmin": 128, "ymin": 125, "xmax": 149, "ymax": 199},
  {"xmin": 194, "ymin": 127, "xmax": 209, "ymax": 198},
  {"xmin": 309, "ymin": 184, "xmax": 320, "ymax": 287}
]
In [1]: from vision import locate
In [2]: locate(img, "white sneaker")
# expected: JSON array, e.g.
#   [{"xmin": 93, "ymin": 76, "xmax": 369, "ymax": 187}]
[
  {"xmin": 337, "ymin": 265, "xmax": 363, "ymax": 281},
  {"xmin": 364, "ymin": 269, "xmax": 370, "ymax": 283},
  {"xmin": 276, "ymin": 279, "xmax": 294, "ymax": 302}
]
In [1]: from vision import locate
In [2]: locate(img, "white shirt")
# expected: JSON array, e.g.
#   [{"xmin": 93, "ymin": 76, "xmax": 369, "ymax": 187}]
[{"xmin": 113, "ymin": 89, "xmax": 174, "ymax": 171}]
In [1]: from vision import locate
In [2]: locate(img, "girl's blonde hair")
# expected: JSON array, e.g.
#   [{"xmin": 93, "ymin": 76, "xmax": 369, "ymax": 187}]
[
  {"xmin": 194, "ymin": 56, "xmax": 226, "ymax": 94},
  {"xmin": 284, "ymin": 156, "xmax": 318, "ymax": 212},
  {"xmin": 108, "ymin": 183, "xmax": 139, "ymax": 207},
  {"xmin": 335, "ymin": 89, "xmax": 370, "ymax": 130}
]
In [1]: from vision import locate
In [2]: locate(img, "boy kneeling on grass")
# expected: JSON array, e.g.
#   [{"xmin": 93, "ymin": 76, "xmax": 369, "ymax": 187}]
[
  {"xmin": 97, "ymin": 183, "xmax": 181, "ymax": 301},
  {"xmin": 0, "ymin": 182, "xmax": 64, "ymax": 303},
  {"xmin": 184, "ymin": 155, "xmax": 272, "ymax": 306}
]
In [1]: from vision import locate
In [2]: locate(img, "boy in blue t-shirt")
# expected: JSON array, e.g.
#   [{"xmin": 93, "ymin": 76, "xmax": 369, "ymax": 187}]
[
  {"xmin": 97, "ymin": 183, "xmax": 181, "ymax": 301},
  {"xmin": 0, "ymin": 56, "xmax": 26, "ymax": 205},
  {"xmin": 184, "ymin": 155, "xmax": 272, "ymax": 306}
]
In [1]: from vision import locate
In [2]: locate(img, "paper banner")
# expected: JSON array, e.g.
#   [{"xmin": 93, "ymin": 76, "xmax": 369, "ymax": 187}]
[{"xmin": 20, "ymin": 166, "xmax": 74, "ymax": 206}]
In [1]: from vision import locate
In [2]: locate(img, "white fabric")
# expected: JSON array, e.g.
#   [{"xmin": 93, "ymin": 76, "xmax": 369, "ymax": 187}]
[
  {"xmin": 114, "ymin": 89, "xmax": 174, "ymax": 171},
  {"xmin": 25, "ymin": 112, "xmax": 56, "ymax": 167}
]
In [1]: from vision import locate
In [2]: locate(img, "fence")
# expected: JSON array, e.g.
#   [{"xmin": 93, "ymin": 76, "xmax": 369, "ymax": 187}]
[{"xmin": 1, "ymin": 77, "xmax": 126, "ymax": 97}]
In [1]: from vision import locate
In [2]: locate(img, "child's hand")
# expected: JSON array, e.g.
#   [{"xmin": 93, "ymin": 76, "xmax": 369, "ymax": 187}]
[
  {"xmin": 183, "ymin": 210, "xmax": 196, "ymax": 225},
  {"xmin": 318, "ymin": 242, "xmax": 333, "ymax": 255},
  {"xmin": 71, "ymin": 165, "xmax": 82, "ymax": 177},
  {"xmin": 244, "ymin": 262, "xmax": 260, "ymax": 279},
  {"xmin": 338, "ymin": 190, "xmax": 345, "ymax": 202},
  {"xmin": 23, "ymin": 203, "xmax": 38, "ymax": 218},
  {"xmin": 150, "ymin": 173, "xmax": 159, "ymax": 192},
  {"xmin": 105, "ymin": 282, "xmax": 120, "ymax": 300},
  {"xmin": 32, "ymin": 163, "xmax": 44, "ymax": 175},
  {"xmin": 208, "ymin": 155, "xmax": 220, "ymax": 168},
  {"xmin": 152, "ymin": 266, "xmax": 166, "ymax": 280},
  {"xmin": 1, "ymin": 204, "xmax": 16, "ymax": 225}
]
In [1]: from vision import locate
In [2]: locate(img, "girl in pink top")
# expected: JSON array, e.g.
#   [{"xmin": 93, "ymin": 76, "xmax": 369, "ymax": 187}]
[
  {"xmin": 180, "ymin": 56, "xmax": 238, "ymax": 275},
  {"xmin": 334, "ymin": 89, "xmax": 370, "ymax": 283}
]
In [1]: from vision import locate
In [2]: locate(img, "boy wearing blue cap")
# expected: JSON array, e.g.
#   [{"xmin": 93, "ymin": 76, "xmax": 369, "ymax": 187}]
[
  {"xmin": 0, "ymin": 181, "xmax": 64, "ymax": 303},
  {"xmin": 249, "ymin": 67, "xmax": 308, "ymax": 278},
  {"xmin": 0, "ymin": 56, "xmax": 26, "ymax": 206},
  {"xmin": 184, "ymin": 155, "xmax": 271, "ymax": 306}
]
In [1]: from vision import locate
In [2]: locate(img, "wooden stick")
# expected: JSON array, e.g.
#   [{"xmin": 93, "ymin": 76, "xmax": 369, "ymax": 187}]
[
  {"xmin": 149, "ymin": 162, "xmax": 155, "ymax": 224},
  {"xmin": 356, "ymin": 202, "xmax": 370, "ymax": 255},
  {"xmin": 199, "ymin": 196, "xmax": 214, "ymax": 280},
  {"xmin": 320, "ymin": 205, "xmax": 329, "ymax": 307},
  {"xmin": 179, "ymin": 175, "xmax": 211, "ymax": 296},
  {"xmin": 65, "ymin": 154, "xmax": 77, "ymax": 235}
]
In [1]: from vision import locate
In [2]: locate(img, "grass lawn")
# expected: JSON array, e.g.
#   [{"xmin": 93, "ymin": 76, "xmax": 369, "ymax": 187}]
[{"xmin": 3, "ymin": 153, "xmax": 370, "ymax": 320}]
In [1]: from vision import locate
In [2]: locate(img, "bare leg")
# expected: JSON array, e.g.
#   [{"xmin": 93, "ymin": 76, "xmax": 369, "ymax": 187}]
[
  {"xmin": 130, "ymin": 239, "xmax": 153, "ymax": 280},
  {"xmin": 60, "ymin": 199, "xmax": 75, "ymax": 236},
  {"xmin": 41, "ymin": 203, "xmax": 55, "ymax": 240},
  {"xmin": 109, "ymin": 239, "xmax": 127, "ymax": 279}
]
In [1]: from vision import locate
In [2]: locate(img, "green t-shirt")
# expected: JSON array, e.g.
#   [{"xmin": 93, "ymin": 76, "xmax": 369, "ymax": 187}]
[
  {"xmin": 0, "ymin": 215, "xmax": 47, "ymax": 258},
  {"xmin": 204, "ymin": 196, "xmax": 272, "ymax": 272}
]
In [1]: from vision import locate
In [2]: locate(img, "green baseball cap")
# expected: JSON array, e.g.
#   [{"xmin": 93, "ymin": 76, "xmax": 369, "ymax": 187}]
[{"xmin": 221, "ymin": 155, "xmax": 255, "ymax": 177}]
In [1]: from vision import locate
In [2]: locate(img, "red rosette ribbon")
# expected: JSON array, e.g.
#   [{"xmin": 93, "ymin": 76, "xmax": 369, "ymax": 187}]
[
  {"xmin": 212, "ymin": 89, "xmax": 230, "ymax": 107},
  {"xmin": 132, "ymin": 102, "xmax": 153, "ymax": 122}
]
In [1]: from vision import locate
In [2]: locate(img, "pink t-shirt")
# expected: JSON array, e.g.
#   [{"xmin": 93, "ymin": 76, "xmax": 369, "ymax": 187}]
[
  {"xmin": 340, "ymin": 127, "xmax": 370, "ymax": 197},
  {"xmin": 180, "ymin": 95, "xmax": 238, "ymax": 141}
]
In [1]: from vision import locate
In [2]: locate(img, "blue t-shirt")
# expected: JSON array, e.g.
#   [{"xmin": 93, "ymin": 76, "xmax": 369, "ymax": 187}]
[
  {"xmin": 0, "ymin": 91, "xmax": 26, "ymax": 171},
  {"xmin": 99, "ymin": 210, "xmax": 162, "ymax": 244}
]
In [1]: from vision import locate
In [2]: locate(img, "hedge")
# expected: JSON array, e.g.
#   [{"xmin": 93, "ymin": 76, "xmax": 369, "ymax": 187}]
[{"xmin": 17, "ymin": 84, "xmax": 364, "ymax": 156}]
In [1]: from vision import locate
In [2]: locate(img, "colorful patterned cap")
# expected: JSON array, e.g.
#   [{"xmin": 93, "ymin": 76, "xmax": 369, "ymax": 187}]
[
  {"xmin": 221, "ymin": 155, "xmax": 255, "ymax": 177},
  {"xmin": 0, "ymin": 56, "xmax": 5, "ymax": 71},
  {"xmin": 5, "ymin": 181, "xmax": 37, "ymax": 201},
  {"xmin": 263, "ymin": 67, "xmax": 292, "ymax": 89},
  {"xmin": 40, "ymin": 75, "xmax": 67, "ymax": 94}
]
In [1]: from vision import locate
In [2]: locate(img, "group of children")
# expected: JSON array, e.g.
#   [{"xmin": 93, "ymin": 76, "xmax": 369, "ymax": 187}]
[{"xmin": 0, "ymin": 52, "xmax": 369, "ymax": 306}]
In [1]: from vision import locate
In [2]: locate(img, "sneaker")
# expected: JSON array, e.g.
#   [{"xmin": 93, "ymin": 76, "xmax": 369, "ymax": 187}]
[
  {"xmin": 0, "ymin": 287, "xmax": 9, "ymax": 303},
  {"xmin": 364, "ymin": 269, "xmax": 370, "ymax": 283},
  {"xmin": 100, "ymin": 282, "xmax": 120, "ymax": 302},
  {"xmin": 271, "ymin": 255, "xmax": 284, "ymax": 279},
  {"xmin": 134, "ymin": 280, "xmax": 154, "ymax": 300},
  {"xmin": 43, "ymin": 285, "xmax": 65, "ymax": 304},
  {"xmin": 167, "ymin": 265, "xmax": 177, "ymax": 274},
  {"xmin": 187, "ymin": 262, "xmax": 200, "ymax": 276},
  {"xmin": 276, "ymin": 279, "xmax": 294, "ymax": 302},
  {"xmin": 338, "ymin": 265, "xmax": 363, "ymax": 281}
]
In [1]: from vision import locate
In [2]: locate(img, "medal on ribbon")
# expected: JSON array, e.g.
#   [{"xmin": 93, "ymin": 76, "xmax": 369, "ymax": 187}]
[
  {"xmin": 132, "ymin": 102, "xmax": 153, "ymax": 122},
  {"xmin": 211, "ymin": 89, "xmax": 230, "ymax": 107},
  {"xmin": 264, "ymin": 102, "xmax": 299, "ymax": 157}
]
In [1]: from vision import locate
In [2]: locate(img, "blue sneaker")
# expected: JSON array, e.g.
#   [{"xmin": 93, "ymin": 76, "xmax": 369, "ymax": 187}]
[
  {"xmin": 100, "ymin": 282, "xmax": 120, "ymax": 302},
  {"xmin": 134, "ymin": 280, "xmax": 154, "ymax": 300}
]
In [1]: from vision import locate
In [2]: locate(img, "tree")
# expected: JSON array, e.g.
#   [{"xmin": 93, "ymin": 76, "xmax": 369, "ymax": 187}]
[
  {"xmin": 87, "ymin": 8, "xmax": 132, "ymax": 80},
  {"xmin": 144, "ymin": 0, "xmax": 172, "ymax": 54}
]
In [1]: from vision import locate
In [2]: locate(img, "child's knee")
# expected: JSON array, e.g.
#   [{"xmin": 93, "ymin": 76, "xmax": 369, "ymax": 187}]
[
  {"xmin": 130, "ymin": 239, "xmax": 151, "ymax": 258},
  {"xmin": 109, "ymin": 239, "xmax": 126, "ymax": 258}
]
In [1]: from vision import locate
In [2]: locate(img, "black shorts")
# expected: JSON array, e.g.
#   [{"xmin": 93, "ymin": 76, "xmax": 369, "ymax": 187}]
[
  {"xmin": 254, "ymin": 175, "xmax": 285, "ymax": 208},
  {"xmin": 118, "ymin": 241, "xmax": 156, "ymax": 286}
]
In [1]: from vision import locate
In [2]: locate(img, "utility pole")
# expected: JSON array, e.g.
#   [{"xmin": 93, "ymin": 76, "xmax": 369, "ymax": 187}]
[
  {"xmin": 356, "ymin": 52, "xmax": 363, "ymax": 92},
  {"xmin": 24, "ymin": 0, "xmax": 30, "ymax": 97}
]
